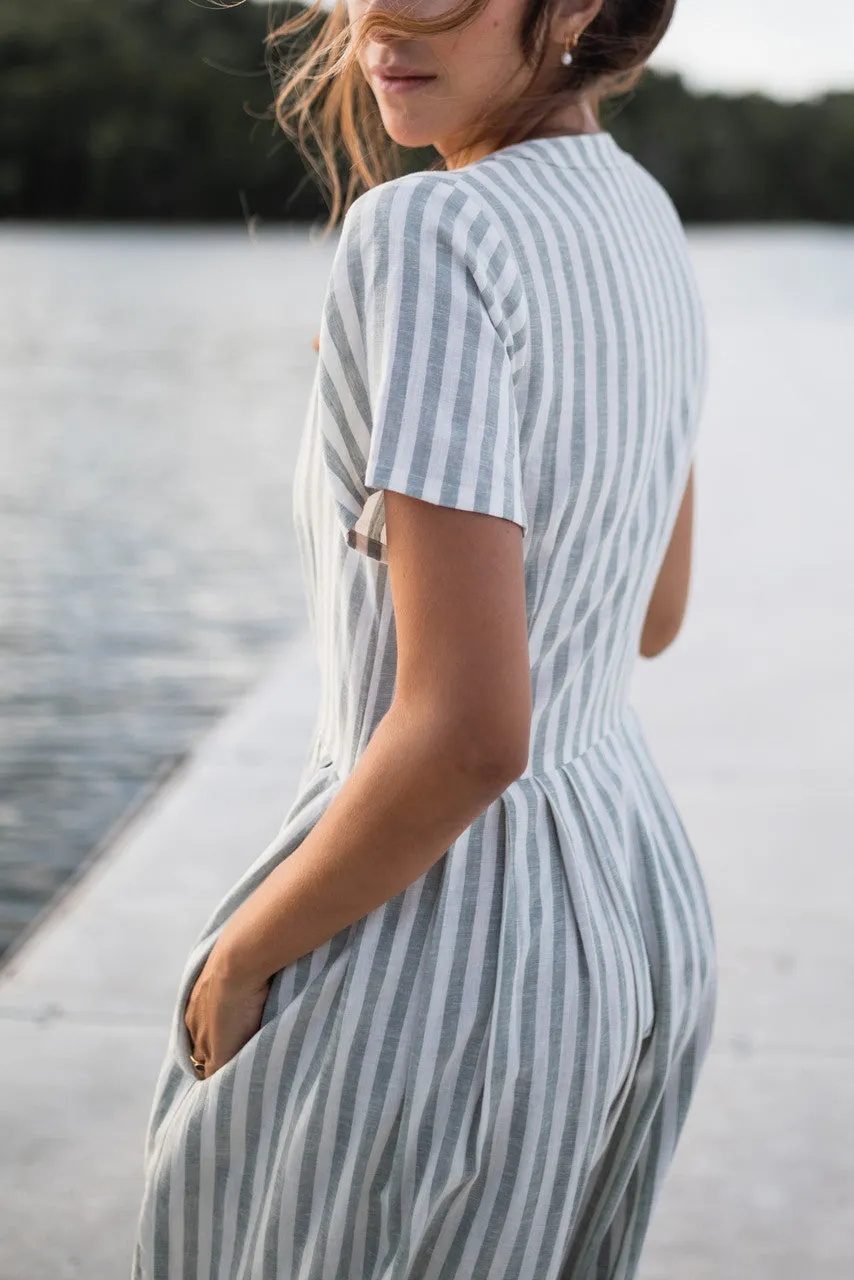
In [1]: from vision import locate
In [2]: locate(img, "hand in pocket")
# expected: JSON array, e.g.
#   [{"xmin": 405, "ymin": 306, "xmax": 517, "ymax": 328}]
[{"xmin": 183, "ymin": 945, "xmax": 272, "ymax": 1080}]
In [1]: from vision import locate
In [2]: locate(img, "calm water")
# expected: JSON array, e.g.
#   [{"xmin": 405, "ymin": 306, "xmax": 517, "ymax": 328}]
[
  {"xmin": 0, "ymin": 223, "xmax": 339, "ymax": 958},
  {"xmin": 1, "ymin": 222, "xmax": 852, "ymax": 961}
]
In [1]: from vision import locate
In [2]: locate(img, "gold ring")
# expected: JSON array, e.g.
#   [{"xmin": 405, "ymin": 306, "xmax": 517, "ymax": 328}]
[{"xmin": 189, "ymin": 1052, "xmax": 206, "ymax": 1072}]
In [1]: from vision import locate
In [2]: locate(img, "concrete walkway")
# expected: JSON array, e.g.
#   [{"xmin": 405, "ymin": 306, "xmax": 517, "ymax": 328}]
[
  {"xmin": 0, "ymin": 630, "xmax": 322, "ymax": 1280},
  {"xmin": 1, "ymin": 606, "xmax": 851, "ymax": 1278}
]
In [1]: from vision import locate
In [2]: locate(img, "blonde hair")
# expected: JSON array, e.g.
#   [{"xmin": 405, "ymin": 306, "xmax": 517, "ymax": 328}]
[{"xmin": 261, "ymin": 0, "xmax": 677, "ymax": 234}]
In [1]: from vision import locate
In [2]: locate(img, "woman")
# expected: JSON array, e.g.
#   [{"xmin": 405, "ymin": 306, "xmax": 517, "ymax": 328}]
[{"xmin": 132, "ymin": 0, "xmax": 716, "ymax": 1276}]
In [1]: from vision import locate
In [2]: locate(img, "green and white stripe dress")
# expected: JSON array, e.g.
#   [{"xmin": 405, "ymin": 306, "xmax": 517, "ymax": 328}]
[{"xmin": 132, "ymin": 130, "xmax": 716, "ymax": 1280}]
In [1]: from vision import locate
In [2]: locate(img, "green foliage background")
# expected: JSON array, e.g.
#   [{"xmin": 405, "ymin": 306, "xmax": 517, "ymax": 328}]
[{"xmin": 1, "ymin": 0, "xmax": 852, "ymax": 223}]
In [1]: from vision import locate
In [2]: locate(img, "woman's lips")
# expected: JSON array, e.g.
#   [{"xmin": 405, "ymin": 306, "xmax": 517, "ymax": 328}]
[{"xmin": 374, "ymin": 73, "xmax": 437, "ymax": 94}]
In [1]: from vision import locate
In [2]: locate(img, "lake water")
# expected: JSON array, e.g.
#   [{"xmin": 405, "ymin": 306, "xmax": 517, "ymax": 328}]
[{"xmin": 1, "ymin": 222, "xmax": 852, "ymax": 962}]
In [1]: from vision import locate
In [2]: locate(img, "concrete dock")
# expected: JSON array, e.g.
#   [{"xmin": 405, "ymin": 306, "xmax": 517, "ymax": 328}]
[{"xmin": 0, "ymin": 632, "xmax": 323, "ymax": 1280}]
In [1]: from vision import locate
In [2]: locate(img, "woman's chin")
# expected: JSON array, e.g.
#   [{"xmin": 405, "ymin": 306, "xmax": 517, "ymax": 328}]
[{"xmin": 376, "ymin": 114, "xmax": 439, "ymax": 152}]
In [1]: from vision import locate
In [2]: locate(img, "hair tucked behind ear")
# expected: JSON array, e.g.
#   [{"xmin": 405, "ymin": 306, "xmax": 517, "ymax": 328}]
[{"xmin": 261, "ymin": 0, "xmax": 676, "ymax": 234}]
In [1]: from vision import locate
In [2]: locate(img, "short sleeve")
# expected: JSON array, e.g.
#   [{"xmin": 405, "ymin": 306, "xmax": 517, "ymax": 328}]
[{"xmin": 316, "ymin": 174, "xmax": 528, "ymax": 564}]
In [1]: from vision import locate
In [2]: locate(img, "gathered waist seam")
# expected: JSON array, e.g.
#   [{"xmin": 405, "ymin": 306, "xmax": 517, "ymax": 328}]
[
  {"xmin": 515, "ymin": 711, "xmax": 633, "ymax": 781},
  {"xmin": 320, "ymin": 709, "xmax": 637, "ymax": 784}
]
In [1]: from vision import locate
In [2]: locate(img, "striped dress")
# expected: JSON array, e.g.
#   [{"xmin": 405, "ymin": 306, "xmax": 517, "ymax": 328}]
[{"xmin": 131, "ymin": 130, "xmax": 717, "ymax": 1280}]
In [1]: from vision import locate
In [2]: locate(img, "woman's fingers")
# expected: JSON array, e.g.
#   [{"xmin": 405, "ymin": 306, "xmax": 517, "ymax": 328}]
[{"xmin": 185, "ymin": 969, "xmax": 271, "ymax": 1077}]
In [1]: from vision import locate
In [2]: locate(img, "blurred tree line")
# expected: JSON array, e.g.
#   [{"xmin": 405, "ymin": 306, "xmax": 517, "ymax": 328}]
[{"xmin": 1, "ymin": 0, "xmax": 852, "ymax": 224}]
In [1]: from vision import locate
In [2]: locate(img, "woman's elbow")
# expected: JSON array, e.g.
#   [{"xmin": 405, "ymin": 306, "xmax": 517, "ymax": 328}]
[
  {"xmin": 453, "ymin": 715, "xmax": 531, "ymax": 789},
  {"xmin": 466, "ymin": 723, "xmax": 531, "ymax": 788}
]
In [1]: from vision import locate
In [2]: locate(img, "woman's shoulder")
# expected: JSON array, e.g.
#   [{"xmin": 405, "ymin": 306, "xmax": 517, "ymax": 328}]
[
  {"xmin": 342, "ymin": 168, "xmax": 513, "ymax": 253},
  {"xmin": 344, "ymin": 165, "xmax": 490, "ymax": 218},
  {"xmin": 337, "ymin": 168, "xmax": 519, "ymax": 301}
]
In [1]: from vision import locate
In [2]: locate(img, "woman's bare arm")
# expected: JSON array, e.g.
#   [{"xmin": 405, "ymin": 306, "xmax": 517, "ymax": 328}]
[
  {"xmin": 640, "ymin": 462, "xmax": 694, "ymax": 659},
  {"xmin": 209, "ymin": 492, "xmax": 531, "ymax": 991},
  {"xmin": 384, "ymin": 490, "xmax": 532, "ymax": 777}
]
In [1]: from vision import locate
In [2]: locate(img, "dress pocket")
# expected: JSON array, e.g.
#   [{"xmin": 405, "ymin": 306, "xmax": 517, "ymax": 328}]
[
  {"xmin": 170, "ymin": 935, "xmax": 218, "ymax": 1082},
  {"xmin": 171, "ymin": 944, "xmax": 283, "ymax": 1084}
]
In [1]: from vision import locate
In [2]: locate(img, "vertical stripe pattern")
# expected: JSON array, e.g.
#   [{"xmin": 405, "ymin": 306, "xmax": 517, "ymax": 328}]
[{"xmin": 132, "ymin": 131, "xmax": 716, "ymax": 1280}]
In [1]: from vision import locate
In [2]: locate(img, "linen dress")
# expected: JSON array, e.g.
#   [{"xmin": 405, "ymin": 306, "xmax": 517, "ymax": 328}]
[{"xmin": 131, "ymin": 130, "xmax": 717, "ymax": 1280}]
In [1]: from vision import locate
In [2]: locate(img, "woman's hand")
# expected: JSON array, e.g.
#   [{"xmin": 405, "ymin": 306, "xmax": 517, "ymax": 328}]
[{"xmin": 184, "ymin": 943, "xmax": 272, "ymax": 1080}]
